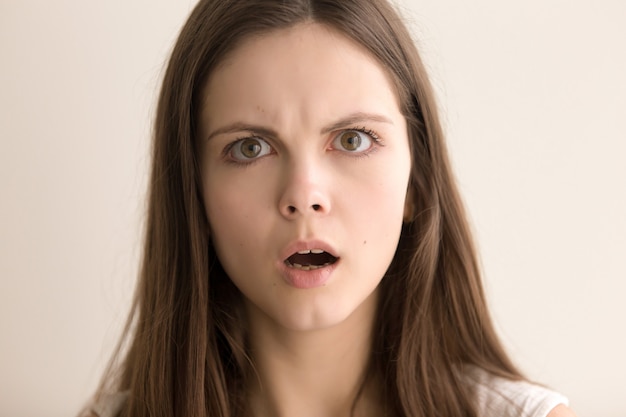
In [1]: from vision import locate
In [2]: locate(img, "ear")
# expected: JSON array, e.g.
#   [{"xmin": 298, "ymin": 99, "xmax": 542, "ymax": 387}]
[{"xmin": 403, "ymin": 186, "xmax": 415, "ymax": 222}]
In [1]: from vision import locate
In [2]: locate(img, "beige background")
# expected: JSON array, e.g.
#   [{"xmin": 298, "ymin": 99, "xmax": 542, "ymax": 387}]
[{"xmin": 1, "ymin": 0, "xmax": 624, "ymax": 416}]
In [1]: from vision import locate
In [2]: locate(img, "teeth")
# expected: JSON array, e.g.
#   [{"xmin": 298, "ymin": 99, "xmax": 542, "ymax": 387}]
[
  {"xmin": 285, "ymin": 261, "xmax": 333, "ymax": 270},
  {"xmin": 296, "ymin": 249, "xmax": 326, "ymax": 255}
]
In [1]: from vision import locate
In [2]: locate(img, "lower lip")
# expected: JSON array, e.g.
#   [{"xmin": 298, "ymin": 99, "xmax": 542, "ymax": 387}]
[{"xmin": 279, "ymin": 261, "xmax": 338, "ymax": 289}]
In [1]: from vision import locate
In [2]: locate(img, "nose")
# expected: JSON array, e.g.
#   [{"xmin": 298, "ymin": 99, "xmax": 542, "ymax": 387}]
[{"xmin": 278, "ymin": 159, "xmax": 331, "ymax": 219}]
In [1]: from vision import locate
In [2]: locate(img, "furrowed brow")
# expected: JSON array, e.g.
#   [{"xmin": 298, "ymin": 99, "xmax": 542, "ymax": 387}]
[
  {"xmin": 206, "ymin": 113, "xmax": 393, "ymax": 141},
  {"xmin": 206, "ymin": 122, "xmax": 278, "ymax": 142},
  {"xmin": 321, "ymin": 112, "xmax": 394, "ymax": 134}
]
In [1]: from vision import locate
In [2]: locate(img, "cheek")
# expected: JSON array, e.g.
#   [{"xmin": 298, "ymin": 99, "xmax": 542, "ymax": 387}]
[
  {"xmin": 339, "ymin": 158, "xmax": 411, "ymax": 252},
  {"xmin": 353, "ymin": 156, "xmax": 411, "ymax": 219},
  {"xmin": 359, "ymin": 183, "xmax": 406, "ymax": 243},
  {"xmin": 205, "ymin": 164, "xmax": 271, "ymax": 214},
  {"xmin": 203, "ymin": 176, "xmax": 271, "ymax": 258}
]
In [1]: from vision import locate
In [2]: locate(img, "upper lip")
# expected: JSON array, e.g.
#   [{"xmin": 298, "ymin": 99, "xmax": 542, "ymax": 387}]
[{"xmin": 279, "ymin": 239, "xmax": 339, "ymax": 262}]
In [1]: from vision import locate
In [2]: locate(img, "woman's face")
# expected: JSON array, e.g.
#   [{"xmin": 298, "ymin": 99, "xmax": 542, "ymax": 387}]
[{"xmin": 199, "ymin": 23, "xmax": 411, "ymax": 332}]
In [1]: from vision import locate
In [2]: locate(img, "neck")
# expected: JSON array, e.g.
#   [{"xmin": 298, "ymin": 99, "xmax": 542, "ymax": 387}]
[{"xmin": 245, "ymin": 291, "xmax": 380, "ymax": 417}]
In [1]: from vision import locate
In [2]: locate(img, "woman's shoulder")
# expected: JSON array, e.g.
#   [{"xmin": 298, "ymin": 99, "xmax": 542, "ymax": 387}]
[
  {"xmin": 81, "ymin": 392, "xmax": 128, "ymax": 417},
  {"xmin": 460, "ymin": 365, "xmax": 574, "ymax": 417}
]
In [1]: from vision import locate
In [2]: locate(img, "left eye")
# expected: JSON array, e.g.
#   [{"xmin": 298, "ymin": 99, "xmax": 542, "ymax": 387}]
[{"xmin": 332, "ymin": 130, "xmax": 373, "ymax": 153}]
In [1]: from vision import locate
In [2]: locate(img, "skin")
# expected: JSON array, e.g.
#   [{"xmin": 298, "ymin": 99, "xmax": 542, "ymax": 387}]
[
  {"xmin": 197, "ymin": 22, "xmax": 577, "ymax": 417},
  {"xmin": 549, "ymin": 405, "xmax": 578, "ymax": 417},
  {"xmin": 200, "ymin": 23, "xmax": 410, "ymax": 417}
]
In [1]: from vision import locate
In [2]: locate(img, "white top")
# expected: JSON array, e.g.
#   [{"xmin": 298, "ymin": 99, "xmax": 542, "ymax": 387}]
[
  {"xmin": 463, "ymin": 366, "xmax": 569, "ymax": 417},
  {"xmin": 87, "ymin": 367, "xmax": 568, "ymax": 417}
]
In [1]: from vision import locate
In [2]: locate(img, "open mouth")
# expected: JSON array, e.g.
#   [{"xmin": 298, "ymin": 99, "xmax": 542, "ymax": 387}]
[{"xmin": 284, "ymin": 249, "xmax": 338, "ymax": 271}]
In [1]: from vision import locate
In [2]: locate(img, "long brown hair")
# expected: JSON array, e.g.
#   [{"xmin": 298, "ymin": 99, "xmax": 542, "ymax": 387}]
[{"xmin": 94, "ymin": 1, "xmax": 522, "ymax": 416}]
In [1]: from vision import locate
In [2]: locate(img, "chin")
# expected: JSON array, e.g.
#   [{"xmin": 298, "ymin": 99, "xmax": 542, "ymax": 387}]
[{"xmin": 248, "ymin": 287, "xmax": 379, "ymax": 334}]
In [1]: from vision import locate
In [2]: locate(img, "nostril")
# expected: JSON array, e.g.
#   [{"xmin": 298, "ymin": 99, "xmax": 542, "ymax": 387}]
[
  {"xmin": 288, "ymin": 206, "xmax": 296, "ymax": 214},
  {"xmin": 312, "ymin": 204, "xmax": 321, "ymax": 211}
]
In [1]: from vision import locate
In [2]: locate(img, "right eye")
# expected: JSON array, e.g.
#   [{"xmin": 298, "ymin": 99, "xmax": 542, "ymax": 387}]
[{"xmin": 228, "ymin": 137, "xmax": 273, "ymax": 162}]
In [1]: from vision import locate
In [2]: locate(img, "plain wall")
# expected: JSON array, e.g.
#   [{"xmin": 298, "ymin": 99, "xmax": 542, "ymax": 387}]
[{"xmin": 1, "ymin": 1, "xmax": 624, "ymax": 416}]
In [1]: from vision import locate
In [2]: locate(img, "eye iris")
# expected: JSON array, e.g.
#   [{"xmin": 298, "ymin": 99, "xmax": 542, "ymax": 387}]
[
  {"xmin": 240, "ymin": 138, "xmax": 262, "ymax": 158},
  {"xmin": 340, "ymin": 131, "xmax": 361, "ymax": 151}
]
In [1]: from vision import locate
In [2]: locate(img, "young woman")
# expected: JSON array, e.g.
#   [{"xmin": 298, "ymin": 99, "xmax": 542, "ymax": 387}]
[{"xmin": 83, "ymin": 1, "xmax": 576, "ymax": 416}]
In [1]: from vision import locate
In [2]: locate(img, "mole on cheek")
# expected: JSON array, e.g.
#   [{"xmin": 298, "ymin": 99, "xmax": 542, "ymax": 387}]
[{"xmin": 363, "ymin": 240, "xmax": 367, "ymax": 245}]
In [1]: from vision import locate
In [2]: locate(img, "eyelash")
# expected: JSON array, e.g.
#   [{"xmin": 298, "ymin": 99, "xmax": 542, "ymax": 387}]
[
  {"xmin": 222, "ymin": 126, "xmax": 384, "ymax": 165},
  {"xmin": 340, "ymin": 126, "xmax": 383, "ymax": 157},
  {"xmin": 352, "ymin": 126, "xmax": 381, "ymax": 143}
]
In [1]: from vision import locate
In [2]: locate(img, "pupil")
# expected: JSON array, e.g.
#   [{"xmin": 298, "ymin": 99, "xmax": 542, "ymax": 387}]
[
  {"xmin": 341, "ymin": 132, "xmax": 361, "ymax": 151},
  {"xmin": 241, "ymin": 139, "xmax": 261, "ymax": 158}
]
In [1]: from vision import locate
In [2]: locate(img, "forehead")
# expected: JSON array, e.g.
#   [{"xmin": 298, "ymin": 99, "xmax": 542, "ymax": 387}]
[{"xmin": 199, "ymin": 23, "xmax": 402, "ymax": 131}]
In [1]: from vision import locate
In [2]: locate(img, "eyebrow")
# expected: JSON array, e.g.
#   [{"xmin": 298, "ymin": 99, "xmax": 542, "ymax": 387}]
[
  {"xmin": 206, "ymin": 123, "xmax": 278, "ymax": 142},
  {"xmin": 320, "ymin": 112, "xmax": 394, "ymax": 135},
  {"xmin": 205, "ymin": 112, "xmax": 394, "ymax": 142}
]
